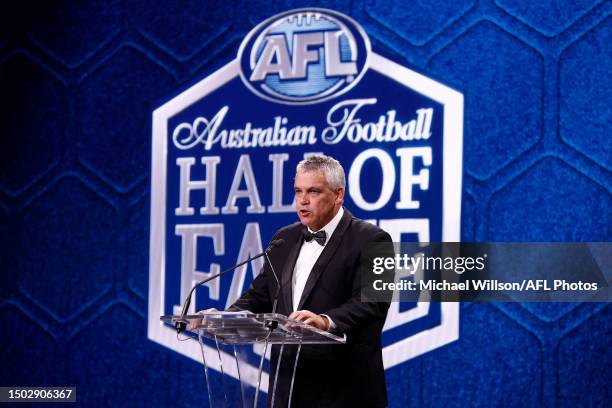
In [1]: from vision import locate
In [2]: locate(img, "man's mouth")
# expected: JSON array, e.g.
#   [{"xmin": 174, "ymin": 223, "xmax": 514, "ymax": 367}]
[{"xmin": 299, "ymin": 209, "xmax": 311, "ymax": 216}]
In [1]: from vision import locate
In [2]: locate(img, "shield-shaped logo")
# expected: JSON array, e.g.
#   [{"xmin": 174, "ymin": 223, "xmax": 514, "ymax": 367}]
[{"xmin": 149, "ymin": 7, "xmax": 463, "ymax": 389}]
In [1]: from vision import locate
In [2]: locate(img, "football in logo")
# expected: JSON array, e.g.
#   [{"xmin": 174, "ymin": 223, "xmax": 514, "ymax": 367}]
[{"xmin": 238, "ymin": 8, "xmax": 370, "ymax": 104}]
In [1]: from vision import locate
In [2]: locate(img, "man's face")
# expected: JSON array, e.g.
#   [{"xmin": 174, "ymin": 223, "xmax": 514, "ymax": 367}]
[{"xmin": 294, "ymin": 170, "xmax": 344, "ymax": 231}]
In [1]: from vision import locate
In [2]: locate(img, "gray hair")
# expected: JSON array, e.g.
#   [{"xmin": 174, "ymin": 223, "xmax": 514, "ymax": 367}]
[{"xmin": 296, "ymin": 154, "xmax": 346, "ymax": 190}]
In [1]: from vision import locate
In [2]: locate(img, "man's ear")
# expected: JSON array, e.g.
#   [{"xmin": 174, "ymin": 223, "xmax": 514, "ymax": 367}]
[{"xmin": 336, "ymin": 187, "xmax": 345, "ymax": 204}]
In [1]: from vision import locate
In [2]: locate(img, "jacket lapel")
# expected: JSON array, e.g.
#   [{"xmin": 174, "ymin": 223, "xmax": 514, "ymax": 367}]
[
  {"xmin": 280, "ymin": 227, "xmax": 303, "ymax": 313},
  {"xmin": 297, "ymin": 209, "xmax": 352, "ymax": 310}
]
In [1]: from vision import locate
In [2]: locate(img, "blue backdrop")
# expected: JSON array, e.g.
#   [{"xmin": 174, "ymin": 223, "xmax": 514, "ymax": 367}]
[{"xmin": 1, "ymin": 1, "xmax": 610, "ymax": 407}]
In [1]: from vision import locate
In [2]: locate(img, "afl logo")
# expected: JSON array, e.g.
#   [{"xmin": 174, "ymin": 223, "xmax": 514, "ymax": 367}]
[{"xmin": 238, "ymin": 8, "xmax": 370, "ymax": 105}]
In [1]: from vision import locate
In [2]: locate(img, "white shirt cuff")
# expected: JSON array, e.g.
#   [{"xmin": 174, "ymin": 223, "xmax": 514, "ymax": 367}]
[{"xmin": 320, "ymin": 314, "xmax": 336, "ymax": 331}]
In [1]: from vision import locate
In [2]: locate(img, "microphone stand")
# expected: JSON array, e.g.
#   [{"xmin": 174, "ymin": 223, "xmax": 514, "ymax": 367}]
[
  {"xmin": 175, "ymin": 240, "xmax": 283, "ymax": 334},
  {"xmin": 264, "ymin": 251, "xmax": 281, "ymax": 330}
]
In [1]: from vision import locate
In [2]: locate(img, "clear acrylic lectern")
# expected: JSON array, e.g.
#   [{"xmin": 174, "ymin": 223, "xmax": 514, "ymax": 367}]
[{"xmin": 160, "ymin": 312, "xmax": 345, "ymax": 408}]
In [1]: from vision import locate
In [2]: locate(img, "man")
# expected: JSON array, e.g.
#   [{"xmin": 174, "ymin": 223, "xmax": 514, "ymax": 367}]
[{"xmin": 199, "ymin": 155, "xmax": 392, "ymax": 407}]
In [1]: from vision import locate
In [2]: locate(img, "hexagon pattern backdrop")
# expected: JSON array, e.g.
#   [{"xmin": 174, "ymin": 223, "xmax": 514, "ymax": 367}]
[{"xmin": 1, "ymin": 1, "xmax": 610, "ymax": 407}]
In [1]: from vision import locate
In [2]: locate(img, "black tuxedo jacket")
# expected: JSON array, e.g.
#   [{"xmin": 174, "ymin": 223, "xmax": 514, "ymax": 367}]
[{"xmin": 230, "ymin": 209, "xmax": 393, "ymax": 408}]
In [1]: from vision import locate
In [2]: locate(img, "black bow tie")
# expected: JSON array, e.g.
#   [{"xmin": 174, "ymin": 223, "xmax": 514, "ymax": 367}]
[{"xmin": 303, "ymin": 229, "xmax": 326, "ymax": 246}]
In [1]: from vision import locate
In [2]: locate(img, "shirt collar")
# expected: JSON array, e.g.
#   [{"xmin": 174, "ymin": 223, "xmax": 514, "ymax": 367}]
[{"xmin": 307, "ymin": 207, "xmax": 344, "ymax": 245}]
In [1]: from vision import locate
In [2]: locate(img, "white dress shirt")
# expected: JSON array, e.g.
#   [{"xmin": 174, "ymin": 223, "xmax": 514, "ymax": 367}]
[{"xmin": 292, "ymin": 207, "xmax": 344, "ymax": 312}]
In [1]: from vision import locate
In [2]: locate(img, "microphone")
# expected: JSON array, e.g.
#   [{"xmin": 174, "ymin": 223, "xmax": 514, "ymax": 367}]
[
  {"xmin": 175, "ymin": 238, "xmax": 285, "ymax": 334},
  {"xmin": 267, "ymin": 238, "xmax": 285, "ymax": 251}
]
